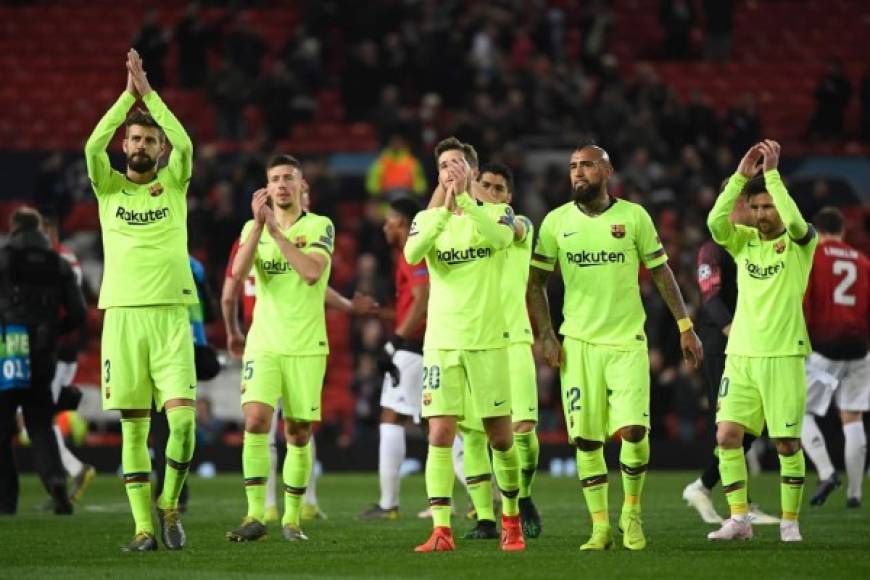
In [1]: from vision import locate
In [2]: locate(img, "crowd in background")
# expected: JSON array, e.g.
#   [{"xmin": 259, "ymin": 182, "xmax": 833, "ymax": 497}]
[{"xmin": 22, "ymin": 0, "xmax": 870, "ymax": 448}]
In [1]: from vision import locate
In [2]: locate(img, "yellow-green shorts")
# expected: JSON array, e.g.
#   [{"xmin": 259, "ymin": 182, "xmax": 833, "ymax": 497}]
[
  {"xmin": 423, "ymin": 347, "xmax": 511, "ymax": 424},
  {"xmin": 717, "ymin": 354, "xmax": 806, "ymax": 438},
  {"xmin": 508, "ymin": 342, "xmax": 538, "ymax": 424},
  {"xmin": 241, "ymin": 350, "xmax": 327, "ymax": 422},
  {"xmin": 101, "ymin": 306, "xmax": 196, "ymax": 411},
  {"xmin": 560, "ymin": 337, "xmax": 650, "ymax": 443}
]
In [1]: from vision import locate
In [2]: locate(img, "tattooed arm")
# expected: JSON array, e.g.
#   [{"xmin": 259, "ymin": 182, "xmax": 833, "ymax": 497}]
[
  {"xmin": 527, "ymin": 265, "xmax": 562, "ymax": 367},
  {"xmin": 649, "ymin": 263, "xmax": 703, "ymax": 368}
]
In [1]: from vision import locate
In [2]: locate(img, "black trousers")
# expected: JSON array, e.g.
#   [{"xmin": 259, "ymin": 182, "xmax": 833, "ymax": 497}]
[{"xmin": 0, "ymin": 352, "xmax": 66, "ymax": 513}]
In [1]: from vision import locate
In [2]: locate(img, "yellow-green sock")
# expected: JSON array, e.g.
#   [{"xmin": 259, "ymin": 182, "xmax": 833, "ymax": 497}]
[
  {"xmin": 158, "ymin": 406, "xmax": 195, "ymax": 510},
  {"xmin": 282, "ymin": 441, "xmax": 312, "ymax": 528},
  {"xmin": 719, "ymin": 447, "xmax": 749, "ymax": 519},
  {"xmin": 577, "ymin": 447, "xmax": 608, "ymax": 526},
  {"xmin": 779, "ymin": 450, "xmax": 806, "ymax": 521},
  {"xmin": 514, "ymin": 430, "xmax": 539, "ymax": 498},
  {"xmin": 425, "ymin": 445, "xmax": 454, "ymax": 528},
  {"xmin": 463, "ymin": 430, "xmax": 495, "ymax": 521},
  {"xmin": 243, "ymin": 431, "xmax": 269, "ymax": 522},
  {"xmin": 492, "ymin": 445, "xmax": 520, "ymax": 517},
  {"xmin": 121, "ymin": 418, "xmax": 153, "ymax": 535},
  {"xmin": 619, "ymin": 434, "xmax": 649, "ymax": 513}
]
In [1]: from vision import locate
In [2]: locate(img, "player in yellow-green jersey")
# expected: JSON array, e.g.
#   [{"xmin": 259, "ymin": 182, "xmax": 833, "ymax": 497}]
[
  {"xmin": 225, "ymin": 154, "xmax": 334, "ymax": 544},
  {"xmin": 85, "ymin": 50, "xmax": 196, "ymax": 553},
  {"xmin": 465, "ymin": 162, "xmax": 542, "ymax": 540},
  {"xmin": 407, "ymin": 138, "xmax": 525, "ymax": 553},
  {"xmin": 527, "ymin": 140, "xmax": 703, "ymax": 551},
  {"xmin": 706, "ymin": 140, "xmax": 818, "ymax": 543}
]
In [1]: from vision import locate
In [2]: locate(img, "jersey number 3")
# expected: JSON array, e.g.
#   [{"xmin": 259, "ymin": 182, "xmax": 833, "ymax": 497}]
[{"xmin": 832, "ymin": 259, "xmax": 857, "ymax": 307}]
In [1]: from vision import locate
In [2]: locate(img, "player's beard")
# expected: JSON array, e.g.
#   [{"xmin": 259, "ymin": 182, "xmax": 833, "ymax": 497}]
[
  {"xmin": 572, "ymin": 179, "xmax": 601, "ymax": 204},
  {"xmin": 127, "ymin": 152, "xmax": 156, "ymax": 174}
]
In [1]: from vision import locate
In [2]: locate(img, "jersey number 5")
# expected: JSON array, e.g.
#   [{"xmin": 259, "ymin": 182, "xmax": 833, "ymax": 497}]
[{"xmin": 832, "ymin": 259, "xmax": 857, "ymax": 307}]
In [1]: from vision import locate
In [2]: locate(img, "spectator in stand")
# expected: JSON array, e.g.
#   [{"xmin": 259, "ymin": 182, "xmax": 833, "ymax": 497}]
[
  {"xmin": 175, "ymin": 2, "xmax": 210, "ymax": 89},
  {"xmin": 725, "ymin": 92, "xmax": 761, "ymax": 158},
  {"xmin": 223, "ymin": 13, "xmax": 266, "ymax": 81},
  {"xmin": 256, "ymin": 61, "xmax": 300, "ymax": 142},
  {"xmin": 365, "ymin": 135, "xmax": 428, "ymax": 204},
  {"xmin": 208, "ymin": 61, "xmax": 250, "ymax": 140},
  {"xmin": 808, "ymin": 60, "xmax": 852, "ymax": 142},
  {"xmin": 132, "ymin": 9, "xmax": 170, "ymax": 90},
  {"xmin": 702, "ymin": 0, "xmax": 734, "ymax": 62},
  {"xmin": 659, "ymin": 0, "xmax": 697, "ymax": 60}
]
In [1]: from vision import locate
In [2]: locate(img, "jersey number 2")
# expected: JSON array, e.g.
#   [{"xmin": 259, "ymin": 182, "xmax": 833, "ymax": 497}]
[{"xmin": 832, "ymin": 259, "xmax": 857, "ymax": 307}]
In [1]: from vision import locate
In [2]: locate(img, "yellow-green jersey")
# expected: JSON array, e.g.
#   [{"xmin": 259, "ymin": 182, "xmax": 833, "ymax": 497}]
[
  {"xmin": 85, "ymin": 91, "xmax": 196, "ymax": 309},
  {"xmin": 404, "ymin": 193, "xmax": 514, "ymax": 350},
  {"xmin": 504, "ymin": 215, "xmax": 534, "ymax": 345},
  {"xmin": 241, "ymin": 213, "xmax": 334, "ymax": 356},
  {"xmin": 531, "ymin": 198, "xmax": 668, "ymax": 349},
  {"xmin": 708, "ymin": 171, "xmax": 818, "ymax": 357}
]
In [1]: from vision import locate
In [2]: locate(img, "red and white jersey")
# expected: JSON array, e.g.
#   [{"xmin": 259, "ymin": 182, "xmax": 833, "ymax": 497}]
[
  {"xmin": 57, "ymin": 243, "xmax": 83, "ymax": 287},
  {"xmin": 804, "ymin": 238, "xmax": 870, "ymax": 360},
  {"xmin": 225, "ymin": 238, "xmax": 256, "ymax": 330},
  {"xmin": 395, "ymin": 250, "xmax": 428, "ymax": 340}
]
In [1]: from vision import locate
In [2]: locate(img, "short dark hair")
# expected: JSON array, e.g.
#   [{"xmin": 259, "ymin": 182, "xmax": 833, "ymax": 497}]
[
  {"xmin": 125, "ymin": 108, "xmax": 165, "ymax": 142},
  {"xmin": 10, "ymin": 206, "xmax": 42, "ymax": 233},
  {"xmin": 266, "ymin": 154, "xmax": 302, "ymax": 172},
  {"xmin": 479, "ymin": 162, "xmax": 514, "ymax": 193},
  {"xmin": 389, "ymin": 197, "xmax": 422, "ymax": 224},
  {"xmin": 813, "ymin": 206, "xmax": 845, "ymax": 235},
  {"xmin": 574, "ymin": 138, "xmax": 611, "ymax": 164},
  {"xmin": 434, "ymin": 137, "xmax": 478, "ymax": 168},
  {"xmin": 742, "ymin": 175, "xmax": 768, "ymax": 199}
]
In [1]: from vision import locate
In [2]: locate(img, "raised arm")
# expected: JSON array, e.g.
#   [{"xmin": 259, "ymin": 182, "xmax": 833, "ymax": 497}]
[
  {"xmin": 84, "ymin": 90, "xmax": 136, "ymax": 195},
  {"xmin": 404, "ymin": 208, "xmax": 450, "ymax": 265},
  {"xmin": 264, "ymin": 213, "xmax": 331, "ymax": 286},
  {"xmin": 708, "ymin": 143, "xmax": 762, "ymax": 246},
  {"xmin": 758, "ymin": 140, "xmax": 812, "ymax": 244},
  {"xmin": 455, "ymin": 193, "xmax": 513, "ymax": 250},
  {"xmin": 127, "ymin": 49, "xmax": 193, "ymax": 186}
]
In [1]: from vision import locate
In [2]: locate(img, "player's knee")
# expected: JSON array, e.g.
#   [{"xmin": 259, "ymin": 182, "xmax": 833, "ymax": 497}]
[
  {"xmin": 488, "ymin": 432, "xmax": 513, "ymax": 452},
  {"xmin": 619, "ymin": 425, "xmax": 646, "ymax": 443},
  {"xmin": 774, "ymin": 438, "xmax": 801, "ymax": 456},
  {"xmin": 284, "ymin": 421, "xmax": 311, "ymax": 446},
  {"xmin": 512, "ymin": 421, "xmax": 535, "ymax": 434},
  {"xmin": 574, "ymin": 437, "xmax": 602, "ymax": 451},
  {"xmin": 244, "ymin": 415, "xmax": 271, "ymax": 434},
  {"xmin": 428, "ymin": 423, "xmax": 455, "ymax": 447}
]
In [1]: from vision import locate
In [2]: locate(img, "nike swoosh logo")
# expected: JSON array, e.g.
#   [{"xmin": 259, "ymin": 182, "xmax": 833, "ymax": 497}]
[
  {"xmin": 494, "ymin": 400, "xmax": 506, "ymax": 407},
  {"xmin": 747, "ymin": 242, "xmax": 758, "ymax": 247},
  {"xmin": 642, "ymin": 412, "xmax": 649, "ymax": 417},
  {"xmin": 122, "ymin": 189, "xmax": 135, "ymax": 196},
  {"xmin": 563, "ymin": 232, "xmax": 578, "ymax": 238},
  {"xmin": 310, "ymin": 406, "xmax": 319, "ymax": 412},
  {"xmin": 785, "ymin": 422, "xmax": 797, "ymax": 428},
  {"xmin": 528, "ymin": 407, "xmax": 536, "ymax": 412},
  {"xmin": 189, "ymin": 385, "xmax": 195, "ymax": 390}
]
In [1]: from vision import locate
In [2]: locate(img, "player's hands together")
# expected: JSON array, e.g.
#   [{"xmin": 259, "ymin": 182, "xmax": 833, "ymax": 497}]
[
  {"xmin": 126, "ymin": 68, "xmax": 139, "ymax": 99},
  {"xmin": 680, "ymin": 328, "xmax": 703, "ymax": 369},
  {"xmin": 126, "ymin": 49, "xmax": 152, "ymax": 97},
  {"xmin": 540, "ymin": 331, "xmax": 563, "ymax": 368},
  {"xmin": 377, "ymin": 341, "xmax": 401, "ymax": 386},
  {"xmin": 251, "ymin": 188, "xmax": 270, "ymax": 225},
  {"xmin": 736, "ymin": 143, "xmax": 763, "ymax": 178},
  {"xmin": 758, "ymin": 139, "xmax": 781, "ymax": 172},
  {"xmin": 227, "ymin": 329, "xmax": 245, "ymax": 360},
  {"xmin": 350, "ymin": 291, "xmax": 380, "ymax": 316}
]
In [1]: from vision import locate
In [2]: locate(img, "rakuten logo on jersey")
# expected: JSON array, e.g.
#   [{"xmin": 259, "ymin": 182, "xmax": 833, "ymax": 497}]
[
  {"xmin": 744, "ymin": 259, "xmax": 785, "ymax": 280},
  {"xmin": 115, "ymin": 206, "xmax": 169, "ymax": 226},
  {"xmin": 261, "ymin": 259, "xmax": 293, "ymax": 274},
  {"xmin": 566, "ymin": 250, "xmax": 626, "ymax": 267},
  {"xmin": 435, "ymin": 247, "xmax": 493, "ymax": 265}
]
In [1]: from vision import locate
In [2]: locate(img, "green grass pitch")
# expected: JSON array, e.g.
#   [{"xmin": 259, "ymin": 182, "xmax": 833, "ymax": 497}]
[{"xmin": 3, "ymin": 472, "xmax": 868, "ymax": 579}]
